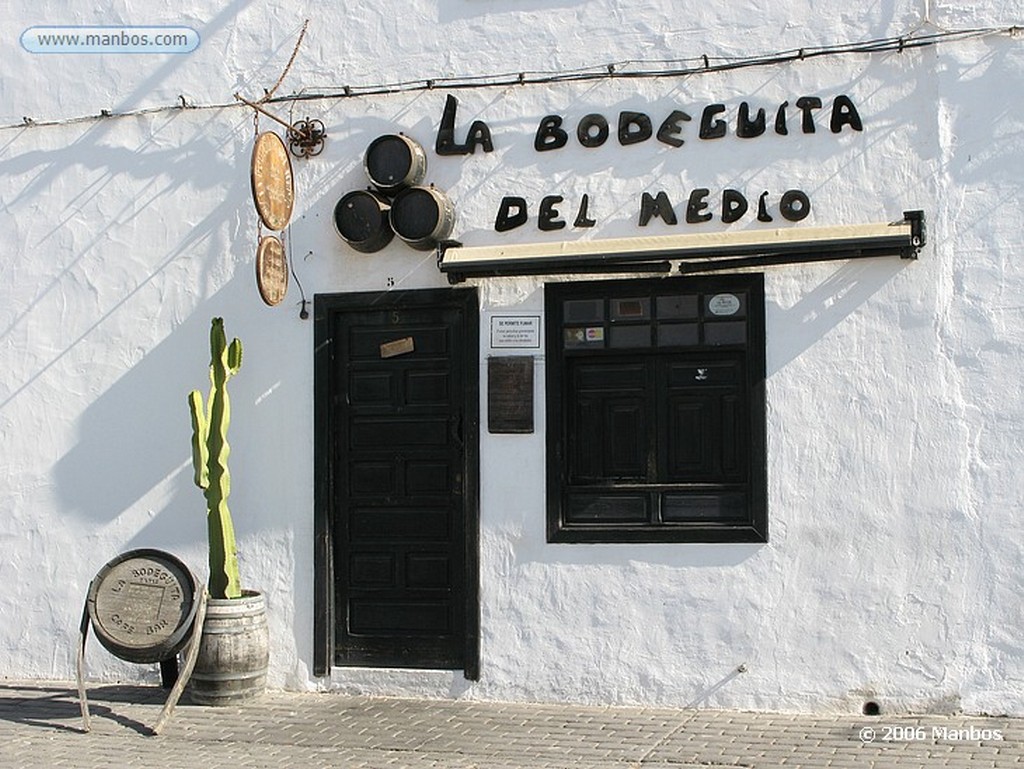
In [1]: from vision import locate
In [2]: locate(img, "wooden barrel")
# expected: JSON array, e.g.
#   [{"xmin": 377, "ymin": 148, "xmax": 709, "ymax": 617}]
[
  {"xmin": 188, "ymin": 590, "xmax": 269, "ymax": 706},
  {"xmin": 86, "ymin": 549, "xmax": 199, "ymax": 664},
  {"xmin": 333, "ymin": 189, "xmax": 394, "ymax": 252},
  {"xmin": 389, "ymin": 185, "xmax": 456, "ymax": 250},
  {"xmin": 364, "ymin": 134, "xmax": 426, "ymax": 194}
]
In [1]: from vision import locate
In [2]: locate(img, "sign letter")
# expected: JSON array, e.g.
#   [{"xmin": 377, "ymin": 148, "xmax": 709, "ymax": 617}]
[
  {"xmin": 495, "ymin": 196, "xmax": 529, "ymax": 231},
  {"xmin": 639, "ymin": 191, "xmax": 678, "ymax": 226},
  {"xmin": 830, "ymin": 95, "xmax": 863, "ymax": 133},
  {"xmin": 535, "ymin": 115, "xmax": 569, "ymax": 151}
]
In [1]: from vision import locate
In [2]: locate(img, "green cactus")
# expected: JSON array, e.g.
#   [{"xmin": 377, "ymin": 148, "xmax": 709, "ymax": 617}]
[{"xmin": 188, "ymin": 317, "xmax": 244, "ymax": 599}]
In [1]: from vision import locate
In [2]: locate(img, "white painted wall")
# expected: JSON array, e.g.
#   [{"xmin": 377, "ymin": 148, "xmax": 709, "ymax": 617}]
[{"xmin": 1, "ymin": 0, "xmax": 1021, "ymax": 714}]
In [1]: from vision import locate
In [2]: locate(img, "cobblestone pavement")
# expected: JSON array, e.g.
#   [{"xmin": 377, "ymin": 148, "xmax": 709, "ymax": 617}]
[{"xmin": 0, "ymin": 681, "xmax": 1020, "ymax": 768}]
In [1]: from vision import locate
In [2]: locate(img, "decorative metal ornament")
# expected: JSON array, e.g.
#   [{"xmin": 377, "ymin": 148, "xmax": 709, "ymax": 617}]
[
  {"xmin": 287, "ymin": 118, "xmax": 327, "ymax": 158},
  {"xmin": 256, "ymin": 235, "xmax": 289, "ymax": 306},
  {"xmin": 250, "ymin": 131, "xmax": 295, "ymax": 231}
]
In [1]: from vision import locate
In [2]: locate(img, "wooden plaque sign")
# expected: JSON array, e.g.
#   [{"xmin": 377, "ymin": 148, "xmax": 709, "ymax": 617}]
[
  {"xmin": 256, "ymin": 235, "xmax": 289, "ymax": 306},
  {"xmin": 488, "ymin": 356, "xmax": 534, "ymax": 434},
  {"xmin": 380, "ymin": 336, "xmax": 415, "ymax": 359},
  {"xmin": 86, "ymin": 549, "xmax": 199, "ymax": 664},
  {"xmin": 250, "ymin": 131, "xmax": 295, "ymax": 231}
]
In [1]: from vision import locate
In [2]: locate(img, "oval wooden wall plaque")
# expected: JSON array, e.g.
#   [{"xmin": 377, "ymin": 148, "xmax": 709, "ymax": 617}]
[
  {"xmin": 250, "ymin": 131, "xmax": 295, "ymax": 231},
  {"xmin": 256, "ymin": 235, "xmax": 289, "ymax": 306}
]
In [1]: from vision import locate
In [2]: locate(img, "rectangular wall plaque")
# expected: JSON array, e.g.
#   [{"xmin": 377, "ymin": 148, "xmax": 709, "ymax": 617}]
[
  {"xmin": 490, "ymin": 315, "xmax": 541, "ymax": 349},
  {"xmin": 488, "ymin": 356, "xmax": 534, "ymax": 434},
  {"xmin": 380, "ymin": 336, "xmax": 415, "ymax": 359}
]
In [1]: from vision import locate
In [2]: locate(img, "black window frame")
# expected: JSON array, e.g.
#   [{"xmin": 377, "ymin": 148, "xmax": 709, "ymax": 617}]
[{"xmin": 545, "ymin": 274, "xmax": 767, "ymax": 543}]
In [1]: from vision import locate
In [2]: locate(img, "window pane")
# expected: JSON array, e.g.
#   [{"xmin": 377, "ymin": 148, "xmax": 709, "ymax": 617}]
[
  {"xmin": 657, "ymin": 323, "xmax": 699, "ymax": 346},
  {"xmin": 657, "ymin": 295, "xmax": 699, "ymax": 319},
  {"xmin": 564, "ymin": 299, "xmax": 604, "ymax": 323},
  {"xmin": 704, "ymin": 321, "xmax": 746, "ymax": 345},
  {"xmin": 609, "ymin": 325, "xmax": 651, "ymax": 347},
  {"xmin": 610, "ymin": 297, "xmax": 650, "ymax": 322}
]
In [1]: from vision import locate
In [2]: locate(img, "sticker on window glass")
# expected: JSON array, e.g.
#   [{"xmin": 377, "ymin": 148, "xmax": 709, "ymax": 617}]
[
  {"xmin": 708, "ymin": 293, "xmax": 741, "ymax": 316},
  {"xmin": 564, "ymin": 327, "xmax": 606, "ymax": 348}
]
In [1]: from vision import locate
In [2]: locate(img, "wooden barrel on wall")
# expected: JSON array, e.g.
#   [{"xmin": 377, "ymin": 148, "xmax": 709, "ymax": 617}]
[
  {"xmin": 188, "ymin": 590, "xmax": 269, "ymax": 705},
  {"xmin": 364, "ymin": 133, "xmax": 427, "ymax": 194},
  {"xmin": 389, "ymin": 185, "xmax": 456, "ymax": 250},
  {"xmin": 333, "ymin": 189, "xmax": 394, "ymax": 252}
]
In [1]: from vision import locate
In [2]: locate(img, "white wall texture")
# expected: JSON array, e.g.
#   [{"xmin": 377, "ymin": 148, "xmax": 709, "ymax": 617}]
[{"xmin": 0, "ymin": 0, "xmax": 1021, "ymax": 714}]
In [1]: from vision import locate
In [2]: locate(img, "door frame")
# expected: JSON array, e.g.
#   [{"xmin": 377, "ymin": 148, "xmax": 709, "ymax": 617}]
[{"xmin": 313, "ymin": 287, "xmax": 480, "ymax": 679}]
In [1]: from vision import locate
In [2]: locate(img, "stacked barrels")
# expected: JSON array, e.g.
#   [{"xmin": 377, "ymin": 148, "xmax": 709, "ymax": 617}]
[{"xmin": 334, "ymin": 134, "xmax": 455, "ymax": 252}]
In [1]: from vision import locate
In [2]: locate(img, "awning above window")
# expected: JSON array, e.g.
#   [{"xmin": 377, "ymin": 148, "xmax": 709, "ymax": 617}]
[{"xmin": 438, "ymin": 210, "xmax": 924, "ymax": 282}]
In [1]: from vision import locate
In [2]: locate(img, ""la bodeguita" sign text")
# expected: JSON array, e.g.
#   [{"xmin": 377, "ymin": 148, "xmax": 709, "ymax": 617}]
[{"xmin": 433, "ymin": 94, "xmax": 863, "ymax": 232}]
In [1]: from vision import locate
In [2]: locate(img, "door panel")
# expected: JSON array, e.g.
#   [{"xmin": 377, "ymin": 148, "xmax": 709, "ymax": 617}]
[
  {"xmin": 568, "ymin": 359, "xmax": 649, "ymax": 483},
  {"xmin": 662, "ymin": 353, "xmax": 747, "ymax": 484},
  {"xmin": 561, "ymin": 350, "xmax": 751, "ymax": 528}
]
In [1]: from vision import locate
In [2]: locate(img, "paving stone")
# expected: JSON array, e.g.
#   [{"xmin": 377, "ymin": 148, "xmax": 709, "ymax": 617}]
[{"xmin": 1, "ymin": 681, "xmax": 1023, "ymax": 768}]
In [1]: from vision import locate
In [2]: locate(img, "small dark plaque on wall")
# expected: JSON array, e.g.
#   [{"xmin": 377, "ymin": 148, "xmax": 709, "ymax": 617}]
[{"xmin": 488, "ymin": 356, "xmax": 534, "ymax": 434}]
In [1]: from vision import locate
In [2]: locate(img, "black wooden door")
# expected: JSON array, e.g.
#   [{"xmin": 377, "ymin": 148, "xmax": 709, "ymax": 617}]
[{"xmin": 314, "ymin": 289, "xmax": 479, "ymax": 677}]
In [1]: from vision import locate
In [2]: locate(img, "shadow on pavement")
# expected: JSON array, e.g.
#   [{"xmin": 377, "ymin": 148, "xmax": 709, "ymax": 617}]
[{"xmin": 0, "ymin": 683, "xmax": 166, "ymax": 735}]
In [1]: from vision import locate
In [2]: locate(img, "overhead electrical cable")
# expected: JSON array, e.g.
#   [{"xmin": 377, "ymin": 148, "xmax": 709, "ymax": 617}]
[{"xmin": 4, "ymin": 24, "xmax": 1019, "ymax": 132}]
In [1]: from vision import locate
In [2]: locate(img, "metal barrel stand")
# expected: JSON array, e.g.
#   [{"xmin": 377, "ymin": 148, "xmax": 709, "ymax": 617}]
[{"xmin": 75, "ymin": 549, "xmax": 207, "ymax": 735}]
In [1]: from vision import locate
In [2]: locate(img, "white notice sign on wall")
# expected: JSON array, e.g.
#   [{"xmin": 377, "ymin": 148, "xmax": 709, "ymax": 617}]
[{"xmin": 490, "ymin": 316, "xmax": 541, "ymax": 348}]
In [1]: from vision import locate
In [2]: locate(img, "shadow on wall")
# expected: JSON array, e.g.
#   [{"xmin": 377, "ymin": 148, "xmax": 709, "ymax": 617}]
[
  {"xmin": 8, "ymin": 119, "xmax": 258, "ymax": 543},
  {"xmin": 52, "ymin": 265, "xmax": 313, "ymax": 544},
  {"xmin": 435, "ymin": 0, "xmax": 905, "ymax": 41},
  {"xmin": 0, "ymin": 0, "xmax": 264, "ymax": 417},
  {"xmin": 5, "ymin": 0, "xmax": 257, "ymax": 209},
  {"xmin": 0, "ymin": 129, "xmax": 253, "ymax": 428},
  {"xmin": 936, "ymin": 42, "xmax": 1024, "ymax": 240},
  {"xmin": 6, "ymin": 8, "xmax": 284, "ymax": 538},
  {"xmin": 52, "ymin": 268, "xmax": 316, "ymax": 677},
  {"xmin": 437, "ymin": 0, "xmax": 588, "ymax": 24},
  {"xmin": 766, "ymin": 257, "xmax": 914, "ymax": 378},
  {"xmin": 51, "ymin": 280, "xmax": 250, "ymax": 546}
]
